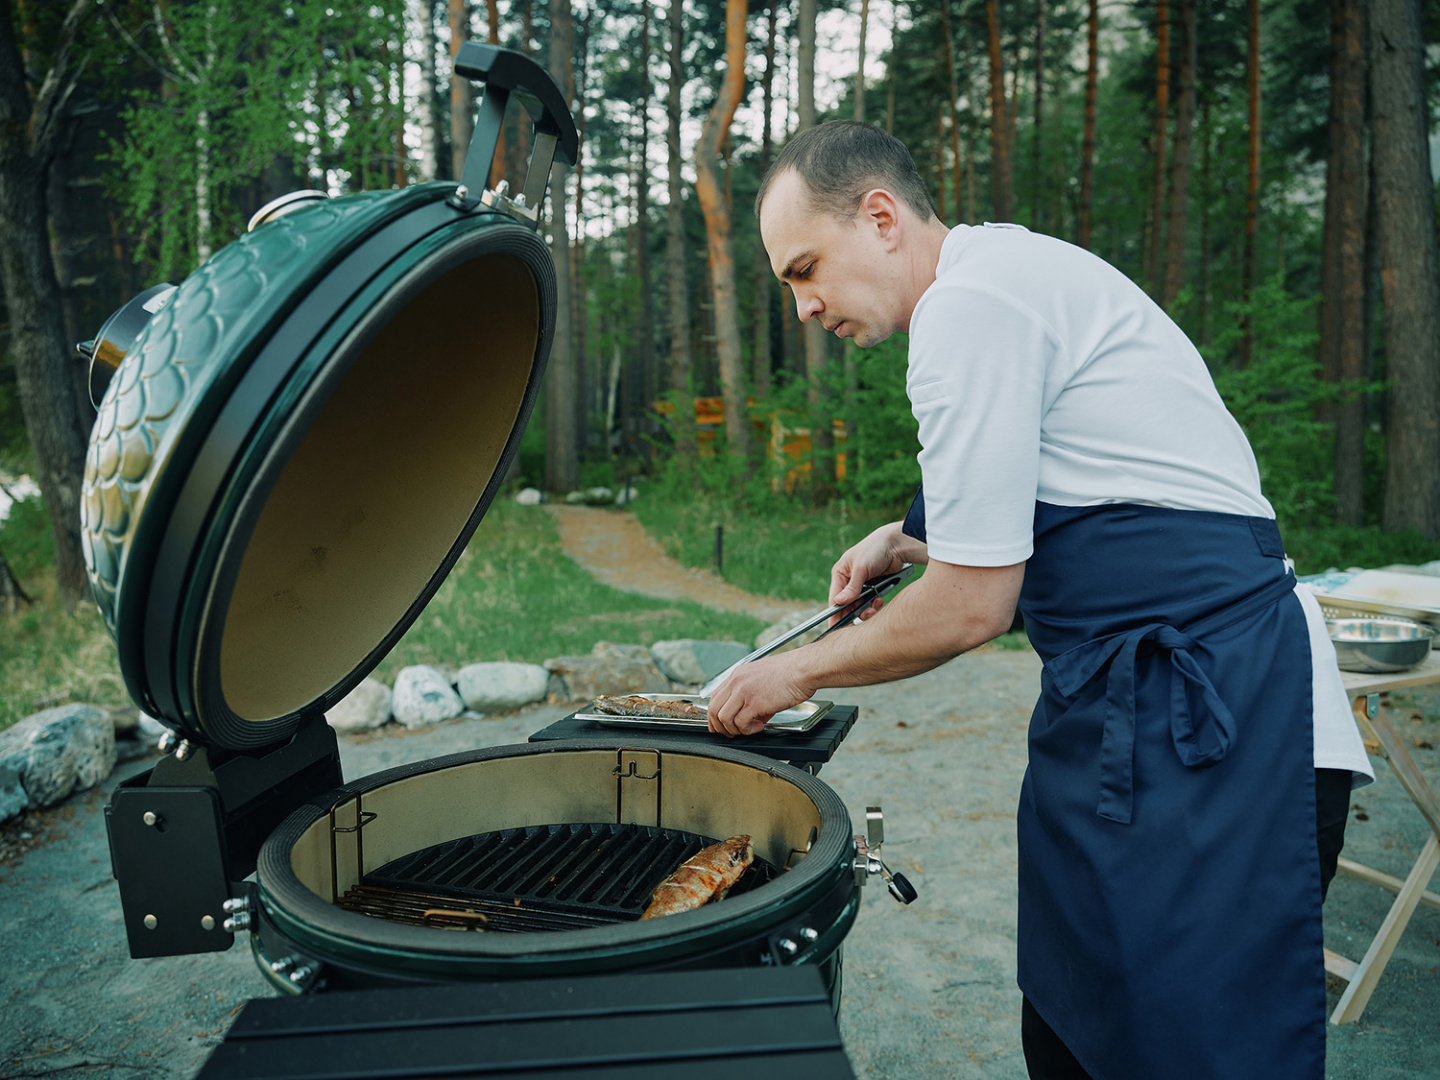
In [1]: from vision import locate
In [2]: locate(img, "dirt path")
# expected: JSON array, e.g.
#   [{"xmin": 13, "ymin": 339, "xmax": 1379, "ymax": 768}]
[{"xmin": 545, "ymin": 504, "xmax": 812, "ymax": 627}]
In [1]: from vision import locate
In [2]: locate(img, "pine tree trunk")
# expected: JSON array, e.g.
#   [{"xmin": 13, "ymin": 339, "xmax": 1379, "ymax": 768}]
[
  {"xmin": 632, "ymin": 1, "xmax": 654, "ymax": 457},
  {"xmin": 855, "ymin": 0, "xmax": 868, "ymax": 121},
  {"xmin": 1032, "ymin": 0, "xmax": 1044, "ymax": 231},
  {"xmin": 417, "ymin": 0, "xmax": 439, "ymax": 182},
  {"xmin": 885, "ymin": 0, "xmax": 898, "ymax": 134},
  {"xmin": 1079, "ymin": 0, "xmax": 1098, "ymax": 248},
  {"xmin": 571, "ymin": 4, "xmax": 591, "ymax": 454},
  {"xmin": 449, "ymin": 0, "xmax": 474, "ymax": 183},
  {"xmin": 694, "ymin": 0, "xmax": 749, "ymax": 464},
  {"xmin": 1240, "ymin": 0, "xmax": 1261, "ymax": 366},
  {"xmin": 1371, "ymin": 0, "xmax": 1440, "ymax": 538},
  {"xmin": 544, "ymin": 0, "xmax": 578, "ymax": 493},
  {"xmin": 1161, "ymin": 0, "xmax": 1195, "ymax": 307},
  {"xmin": 1198, "ymin": 95, "xmax": 1212, "ymax": 344},
  {"xmin": 0, "ymin": 543, "xmax": 31, "ymax": 614},
  {"xmin": 754, "ymin": 0, "xmax": 776, "ymax": 402},
  {"xmin": 939, "ymin": 1, "xmax": 962, "ymax": 223},
  {"xmin": 798, "ymin": 0, "xmax": 831, "ymax": 492},
  {"xmin": 1147, "ymin": 0, "xmax": 1170, "ymax": 296},
  {"xmin": 984, "ymin": 0, "xmax": 1012, "ymax": 221},
  {"xmin": 0, "ymin": 0, "xmax": 91, "ymax": 612},
  {"xmin": 1322, "ymin": 0, "xmax": 1368, "ymax": 525},
  {"xmin": 665, "ymin": 0, "xmax": 695, "ymax": 468}
]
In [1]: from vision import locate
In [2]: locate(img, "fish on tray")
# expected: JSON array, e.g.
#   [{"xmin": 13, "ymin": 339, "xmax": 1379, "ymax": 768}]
[
  {"xmin": 639, "ymin": 835, "xmax": 755, "ymax": 919},
  {"xmin": 592, "ymin": 694, "xmax": 710, "ymax": 721}
]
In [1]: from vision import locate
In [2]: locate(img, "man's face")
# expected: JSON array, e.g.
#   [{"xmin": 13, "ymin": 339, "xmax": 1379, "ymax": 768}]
[{"xmin": 759, "ymin": 169, "xmax": 900, "ymax": 348}]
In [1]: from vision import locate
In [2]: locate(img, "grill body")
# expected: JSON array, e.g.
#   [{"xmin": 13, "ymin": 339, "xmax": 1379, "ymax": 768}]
[{"xmin": 252, "ymin": 739, "xmax": 859, "ymax": 1007}]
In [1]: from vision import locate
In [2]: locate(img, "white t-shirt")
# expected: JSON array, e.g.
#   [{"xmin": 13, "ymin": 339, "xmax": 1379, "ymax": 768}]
[{"xmin": 908, "ymin": 223, "xmax": 1372, "ymax": 785}]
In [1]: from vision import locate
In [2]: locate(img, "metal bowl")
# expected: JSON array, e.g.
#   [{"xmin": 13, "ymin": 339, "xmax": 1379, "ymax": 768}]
[{"xmin": 1326, "ymin": 617, "xmax": 1435, "ymax": 673}]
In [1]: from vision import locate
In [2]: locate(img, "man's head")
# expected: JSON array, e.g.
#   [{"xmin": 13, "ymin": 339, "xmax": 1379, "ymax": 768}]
[
  {"xmin": 756, "ymin": 122, "xmax": 945, "ymax": 348},
  {"xmin": 754, "ymin": 121, "xmax": 938, "ymax": 225}
]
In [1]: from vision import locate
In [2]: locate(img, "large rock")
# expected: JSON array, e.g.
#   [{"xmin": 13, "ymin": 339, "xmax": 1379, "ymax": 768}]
[
  {"xmin": 514, "ymin": 487, "xmax": 543, "ymax": 506},
  {"xmin": 0, "ymin": 704, "xmax": 116, "ymax": 823},
  {"xmin": 391, "ymin": 666, "xmax": 464, "ymax": 728},
  {"xmin": 544, "ymin": 642, "xmax": 669, "ymax": 702},
  {"xmin": 650, "ymin": 639, "xmax": 751, "ymax": 686},
  {"xmin": 326, "ymin": 678, "xmax": 393, "ymax": 732},
  {"xmin": 456, "ymin": 662, "xmax": 549, "ymax": 712}
]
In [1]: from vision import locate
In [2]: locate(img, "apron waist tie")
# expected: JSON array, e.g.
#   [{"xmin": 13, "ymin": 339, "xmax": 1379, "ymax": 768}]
[{"xmin": 1044, "ymin": 569, "xmax": 1299, "ymax": 825}]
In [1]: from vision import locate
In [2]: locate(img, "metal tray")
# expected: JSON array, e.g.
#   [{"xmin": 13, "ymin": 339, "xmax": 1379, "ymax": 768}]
[{"xmin": 573, "ymin": 694, "xmax": 834, "ymax": 734}]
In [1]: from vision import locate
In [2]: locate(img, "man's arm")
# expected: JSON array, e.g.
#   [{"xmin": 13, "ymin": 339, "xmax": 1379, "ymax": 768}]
[{"xmin": 707, "ymin": 556, "xmax": 1025, "ymax": 736}]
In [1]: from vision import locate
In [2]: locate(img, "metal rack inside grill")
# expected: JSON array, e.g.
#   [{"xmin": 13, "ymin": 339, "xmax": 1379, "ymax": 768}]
[{"xmin": 334, "ymin": 823, "xmax": 776, "ymax": 932}]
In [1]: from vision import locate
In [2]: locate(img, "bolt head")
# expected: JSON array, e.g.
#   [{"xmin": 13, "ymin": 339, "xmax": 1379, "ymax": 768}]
[
  {"xmin": 201, "ymin": 915, "xmax": 215, "ymax": 930},
  {"xmin": 778, "ymin": 937, "xmax": 798, "ymax": 955},
  {"xmin": 143, "ymin": 914, "xmax": 158, "ymax": 930},
  {"xmin": 142, "ymin": 811, "xmax": 158, "ymax": 827}
]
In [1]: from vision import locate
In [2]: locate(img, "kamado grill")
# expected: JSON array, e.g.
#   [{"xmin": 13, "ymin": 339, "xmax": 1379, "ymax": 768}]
[{"xmin": 82, "ymin": 45, "xmax": 911, "ymax": 1078}]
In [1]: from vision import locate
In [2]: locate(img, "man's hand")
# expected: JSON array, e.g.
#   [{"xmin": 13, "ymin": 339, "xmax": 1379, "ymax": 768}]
[
  {"xmin": 707, "ymin": 653, "xmax": 816, "ymax": 738},
  {"xmin": 828, "ymin": 521, "xmax": 929, "ymax": 627}
]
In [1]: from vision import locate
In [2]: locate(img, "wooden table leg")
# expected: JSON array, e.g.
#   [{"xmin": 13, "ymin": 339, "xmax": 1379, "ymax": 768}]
[{"xmin": 1330, "ymin": 833, "xmax": 1440, "ymax": 1024}]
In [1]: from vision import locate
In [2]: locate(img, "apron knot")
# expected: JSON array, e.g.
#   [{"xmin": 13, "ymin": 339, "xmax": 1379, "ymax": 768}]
[{"xmin": 1043, "ymin": 570, "xmax": 1297, "ymax": 825}]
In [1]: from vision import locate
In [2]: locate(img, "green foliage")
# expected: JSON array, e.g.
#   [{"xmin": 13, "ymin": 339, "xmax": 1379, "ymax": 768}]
[
  {"xmin": 106, "ymin": 0, "xmax": 405, "ymax": 279},
  {"xmin": 371, "ymin": 500, "xmax": 763, "ymax": 678}
]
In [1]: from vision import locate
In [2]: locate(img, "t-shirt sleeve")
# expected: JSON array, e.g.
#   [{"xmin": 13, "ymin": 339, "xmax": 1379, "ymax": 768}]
[{"xmin": 906, "ymin": 281, "xmax": 1058, "ymax": 567}]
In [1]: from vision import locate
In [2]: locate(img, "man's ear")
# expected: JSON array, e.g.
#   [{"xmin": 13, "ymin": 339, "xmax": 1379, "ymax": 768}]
[{"xmin": 860, "ymin": 188, "xmax": 901, "ymax": 246}]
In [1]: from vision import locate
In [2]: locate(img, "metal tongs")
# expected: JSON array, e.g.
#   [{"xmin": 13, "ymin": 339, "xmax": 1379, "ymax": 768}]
[{"xmin": 698, "ymin": 565, "xmax": 914, "ymax": 697}]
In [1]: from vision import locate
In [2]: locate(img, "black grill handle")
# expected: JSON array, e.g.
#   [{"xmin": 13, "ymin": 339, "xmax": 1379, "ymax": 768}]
[{"xmin": 453, "ymin": 42, "xmax": 579, "ymax": 212}]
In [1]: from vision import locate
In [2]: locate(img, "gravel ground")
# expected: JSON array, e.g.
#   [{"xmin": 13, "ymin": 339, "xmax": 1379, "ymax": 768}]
[{"xmin": 1, "ymin": 650, "xmax": 1437, "ymax": 1079}]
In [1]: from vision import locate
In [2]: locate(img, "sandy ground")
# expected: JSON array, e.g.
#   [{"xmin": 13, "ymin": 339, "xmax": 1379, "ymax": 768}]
[
  {"xmin": 1, "ymin": 507, "xmax": 1436, "ymax": 1078},
  {"xmin": 1, "ymin": 655, "xmax": 1436, "ymax": 1079}
]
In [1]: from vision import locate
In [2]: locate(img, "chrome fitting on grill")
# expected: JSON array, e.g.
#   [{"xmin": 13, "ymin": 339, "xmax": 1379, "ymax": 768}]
[
  {"xmin": 222, "ymin": 896, "xmax": 250, "ymax": 914},
  {"xmin": 222, "ymin": 911, "xmax": 251, "ymax": 934},
  {"xmin": 852, "ymin": 806, "xmax": 918, "ymax": 905}
]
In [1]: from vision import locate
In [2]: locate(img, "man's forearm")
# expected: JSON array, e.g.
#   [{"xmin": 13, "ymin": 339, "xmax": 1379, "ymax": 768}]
[{"xmin": 792, "ymin": 560, "xmax": 1023, "ymax": 689}]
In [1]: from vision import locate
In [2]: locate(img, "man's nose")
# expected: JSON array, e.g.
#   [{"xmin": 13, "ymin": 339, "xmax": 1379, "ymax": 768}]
[{"xmin": 795, "ymin": 291, "xmax": 822, "ymax": 323}]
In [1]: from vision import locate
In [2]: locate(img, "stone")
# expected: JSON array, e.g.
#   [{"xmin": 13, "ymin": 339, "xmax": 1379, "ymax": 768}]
[
  {"xmin": 391, "ymin": 665, "xmax": 464, "ymax": 728},
  {"xmin": 325, "ymin": 678, "xmax": 393, "ymax": 732},
  {"xmin": 137, "ymin": 711, "xmax": 169, "ymax": 738},
  {"xmin": 109, "ymin": 706, "xmax": 139, "ymax": 735},
  {"xmin": 650, "ymin": 639, "xmax": 752, "ymax": 686},
  {"xmin": 456, "ymin": 662, "xmax": 550, "ymax": 712},
  {"xmin": 514, "ymin": 487, "xmax": 543, "ymax": 506},
  {"xmin": 613, "ymin": 485, "xmax": 639, "ymax": 507},
  {"xmin": 584, "ymin": 486, "xmax": 614, "ymax": 505},
  {"xmin": 0, "ymin": 760, "xmax": 26, "ymax": 823},
  {"xmin": 0, "ymin": 704, "xmax": 116, "ymax": 822},
  {"xmin": 543, "ymin": 641, "xmax": 669, "ymax": 702}
]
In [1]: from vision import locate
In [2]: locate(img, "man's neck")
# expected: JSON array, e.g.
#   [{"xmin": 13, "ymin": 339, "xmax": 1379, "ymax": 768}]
[{"xmin": 899, "ymin": 218, "xmax": 955, "ymax": 332}]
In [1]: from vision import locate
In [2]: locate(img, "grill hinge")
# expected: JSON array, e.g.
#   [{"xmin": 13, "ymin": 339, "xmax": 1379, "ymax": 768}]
[{"xmin": 614, "ymin": 749, "xmax": 661, "ymax": 827}]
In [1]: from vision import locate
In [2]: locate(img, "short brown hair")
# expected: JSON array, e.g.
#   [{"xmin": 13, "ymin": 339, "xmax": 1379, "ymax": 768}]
[{"xmin": 755, "ymin": 121, "xmax": 938, "ymax": 223}]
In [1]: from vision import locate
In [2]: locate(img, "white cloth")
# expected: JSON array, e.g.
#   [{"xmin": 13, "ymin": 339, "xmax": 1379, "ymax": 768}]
[{"xmin": 908, "ymin": 223, "xmax": 1373, "ymax": 786}]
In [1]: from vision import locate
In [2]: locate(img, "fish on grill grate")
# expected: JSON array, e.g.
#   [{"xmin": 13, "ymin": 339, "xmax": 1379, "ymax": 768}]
[
  {"xmin": 592, "ymin": 695, "xmax": 710, "ymax": 721},
  {"xmin": 640, "ymin": 836, "xmax": 755, "ymax": 919}
]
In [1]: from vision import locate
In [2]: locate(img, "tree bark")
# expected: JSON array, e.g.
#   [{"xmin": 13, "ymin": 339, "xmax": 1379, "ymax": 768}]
[
  {"xmin": 855, "ymin": 0, "xmax": 868, "ymax": 122},
  {"xmin": 984, "ymin": 0, "xmax": 1012, "ymax": 221},
  {"xmin": 0, "ymin": 0, "xmax": 91, "ymax": 611},
  {"xmin": 665, "ymin": 0, "xmax": 695, "ymax": 468},
  {"xmin": 1321, "ymin": 0, "xmax": 1368, "ymax": 524},
  {"xmin": 694, "ymin": 0, "xmax": 749, "ymax": 463},
  {"xmin": 544, "ymin": 0, "xmax": 578, "ymax": 493},
  {"xmin": 632, "ymin": 0, "xmax": 654, "ymax": 454},
  {"xmin": 1161, "ymin": 0, "xmax": 1195, "ymax": 307},
  {"xmin": 885, "ymin": 0, "xmax": 898, "ymax": 134},
  {"xmin": 1371, "ymin": 0, "xmax": 1440, "ymax": 538},
  {"xmin": 1032, "ymin": 0, "xmax": 1045, "ymax": 231},
  {"xmin": 1239, "ymin": 0, "xmax": 1260, "ymax": 366},
  {"xmin": 448, "ymin": 0, "xmax": 473, "ymax": 182},
  {"xmin": 939, "ymin": 0, "xmax": 962, "ymax": 223},
  {"xmin": 417, "ymin": 0, "xmax": 439, "ymax": 181},
  {"xmin": 1079, "ymin": 0, "xmax": 1098, "ymax": 248},
  {"xmin": 798, "ymin": 0, "xmax": 830, "ymax": 490},
  {"xmin": 1147, "ymin": 0, "xmax": 1170, "ymax": 296},
  {"xmin": 754, "ymin": 0, "xmax": 776, "ymax": 402}
]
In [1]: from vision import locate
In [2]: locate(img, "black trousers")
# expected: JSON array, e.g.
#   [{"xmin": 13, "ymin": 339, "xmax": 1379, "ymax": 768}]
[{"xmin": 1022, "ymin": 767, "xmax": 1354, "ymax": 1080}]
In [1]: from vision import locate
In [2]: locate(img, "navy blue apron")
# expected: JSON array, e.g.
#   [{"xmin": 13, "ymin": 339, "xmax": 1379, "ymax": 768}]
[{"xmin": 904, "ymin": 492, "xmax": 1325, "ymax": 1079}]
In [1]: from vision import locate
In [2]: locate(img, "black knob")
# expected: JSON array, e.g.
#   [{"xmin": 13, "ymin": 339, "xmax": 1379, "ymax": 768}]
[{"xmin": 888, "ymin": 872, "xmax": 918, "ymax": 904}]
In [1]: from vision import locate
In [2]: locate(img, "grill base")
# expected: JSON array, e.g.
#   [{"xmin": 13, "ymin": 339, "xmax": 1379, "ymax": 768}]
[{"xmin": 335, "ymin": 822, "xmax": 777, "ymax": 932}]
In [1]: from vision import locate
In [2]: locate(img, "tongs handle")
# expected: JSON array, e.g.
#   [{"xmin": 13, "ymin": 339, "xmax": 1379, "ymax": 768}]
[{"xmin": 698, "ymin": 566, "xmax": 914, "ymax": 697}]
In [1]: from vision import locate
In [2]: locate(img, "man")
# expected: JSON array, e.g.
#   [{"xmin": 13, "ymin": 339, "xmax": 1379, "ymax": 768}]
[{"xmin": 710, "ymin": 121, "xmax": 1371, "ymax": 1079}]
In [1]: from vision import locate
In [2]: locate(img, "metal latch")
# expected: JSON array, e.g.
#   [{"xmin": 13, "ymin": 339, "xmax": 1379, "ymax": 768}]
[{"xmin": 853, "ymin": 806, "xmax": 917, "ymax": 904}]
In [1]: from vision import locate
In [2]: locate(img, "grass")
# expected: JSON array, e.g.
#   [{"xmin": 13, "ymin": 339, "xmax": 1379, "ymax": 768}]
[{"xmin": 0, "ymin": 497, "xmax": 762, "ymax": 734}]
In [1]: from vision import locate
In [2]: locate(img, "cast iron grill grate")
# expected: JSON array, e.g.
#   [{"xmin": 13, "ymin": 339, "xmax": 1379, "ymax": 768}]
[{"xmin": 334, "ymin": 822, "xmax": 775, "ymax": 932}]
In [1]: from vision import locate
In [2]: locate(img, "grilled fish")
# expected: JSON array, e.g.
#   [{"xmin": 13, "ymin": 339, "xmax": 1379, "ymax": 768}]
[
  {"xmin": 639, "ymin": 835, "xmax": 755, "ymax": 919},
  {"xmin": 593, "ymin": 695, "xmax": 709, "ymax": 721}
]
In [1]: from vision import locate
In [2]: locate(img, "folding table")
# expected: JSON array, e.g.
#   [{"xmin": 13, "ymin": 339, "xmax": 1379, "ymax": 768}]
[{"xmin": 1322, "ymin": 653, "xmax": 1440, "ymax": 1024}]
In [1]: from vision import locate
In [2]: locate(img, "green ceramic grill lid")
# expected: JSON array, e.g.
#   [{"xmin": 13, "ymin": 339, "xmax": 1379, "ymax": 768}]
[{"xmin": 81, "ymin": 44, "xmax": 578, "ymax": 755}]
